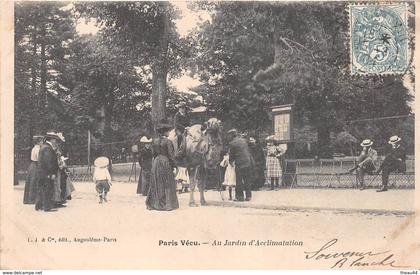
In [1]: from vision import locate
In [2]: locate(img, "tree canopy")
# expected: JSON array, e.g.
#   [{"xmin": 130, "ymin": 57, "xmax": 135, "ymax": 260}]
[
  {"xmin": 14, "ymin": 2, "xmax": 415, "ymax": 163},
  {"xmin": 188, "ymin": 1, "xmax": 414, "ymax": 156}
]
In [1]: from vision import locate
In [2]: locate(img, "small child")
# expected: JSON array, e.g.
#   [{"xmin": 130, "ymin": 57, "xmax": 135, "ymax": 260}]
[
  {"xmin": 175, "ymin": 167, "xmax": 190, "ymax": 193},
  {"xmin": 93, "ymin": 157, "xmax": 112, "ymax": 204},
  {"xmin": 265, "ymin": 137, "xmax": 285, "ymax": 190},
  {"xmin": 220, "ymin": 153, "xmax": 236, "ymax": 200}
]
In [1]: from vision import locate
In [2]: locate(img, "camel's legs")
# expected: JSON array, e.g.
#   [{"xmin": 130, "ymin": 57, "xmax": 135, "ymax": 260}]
[
  {"xmin": 198, "ymin": 167, "xmax": 206, "ymax": 205},
  {"xmin": 189, "ymin": 167, "xmax": 198, "ymax": 207},
  {"xmin": 199, "ymin": 189, "xmax": 206, "ymax": 205},
  {"xmin": 189, "ymin": 186, "xmax": 196, "ymax": 206}
]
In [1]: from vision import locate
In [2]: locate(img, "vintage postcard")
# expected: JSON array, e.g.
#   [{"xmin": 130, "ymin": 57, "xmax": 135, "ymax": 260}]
[{"xmin": 0, "ymin": 0, "xmax": 419, "ymax": 271}]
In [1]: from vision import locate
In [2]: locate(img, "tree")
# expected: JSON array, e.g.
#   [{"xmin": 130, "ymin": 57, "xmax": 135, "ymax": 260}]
[
  {"xmin": 333, "ymin": 131, "xmax": 358, "ymax": 156},
  {"xmin": 67, "ymin": 34, "xmax": 150, "ymax": 161},
  {"xmin": 14, "ymin": 2, "xmax": 76, "ymax": 149},
  {"xmin": 75, "ymin": 2, "xmax": 188, "ymax": 131},
  {"xmin": 190, "ymin": 2, "xmax": 414, "ymax": 157}
]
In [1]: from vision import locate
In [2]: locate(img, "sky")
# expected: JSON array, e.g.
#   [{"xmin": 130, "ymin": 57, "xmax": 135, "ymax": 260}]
[{"xmin": 75, "ymin": 1, "xmax": 209, "ymax": 93}]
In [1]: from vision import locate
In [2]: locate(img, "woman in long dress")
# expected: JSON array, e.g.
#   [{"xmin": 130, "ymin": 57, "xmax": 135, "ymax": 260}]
[
  {"xmin": 146, "ymin": 123, "xmax": 179, "ymax": 211},
  {"xmin": 52, "ymin": 149, "xmax": 66, "ymax": 206},
  {"xmin": 137, "ymin": 136, "xmax": 153, "ymax": 196},
  {"xmin": 23, "ymin": 136, "xmax": 43, "ymax": 204}
]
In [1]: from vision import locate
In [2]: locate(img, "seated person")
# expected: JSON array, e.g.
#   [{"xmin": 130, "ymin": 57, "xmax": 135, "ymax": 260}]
[
  {"xmin": 173, "ymin": 102, "xmax": 190, "ymax": 149},
  {"xmin": 375, "ymin": 135, "xmax": 406, "ymax": 192},
  {"xmin": 349, "ymin": 139, "xmax": 377, "ymax": 190}
]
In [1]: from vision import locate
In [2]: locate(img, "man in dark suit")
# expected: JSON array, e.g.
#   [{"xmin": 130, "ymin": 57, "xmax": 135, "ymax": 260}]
[
  {"xmin": 35, "ymin": 131, "xmax": 65, "ymax": 212},
  {"xmin": 228, "ymin": 129, "xmax": 253, "ymax": 201},
  {"xmin": 376, "ymin": 135, "xmax": 406, "ymax": 192},
  {"xmin": 173, "ymin": 102, "xmax": 190, "ymax": 149}
]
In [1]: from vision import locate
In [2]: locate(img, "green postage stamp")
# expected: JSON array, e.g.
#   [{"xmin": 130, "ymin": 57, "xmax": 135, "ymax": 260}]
[{"xmin": 350, "ymin": 3, "xmax": 408, "ymax": 75}]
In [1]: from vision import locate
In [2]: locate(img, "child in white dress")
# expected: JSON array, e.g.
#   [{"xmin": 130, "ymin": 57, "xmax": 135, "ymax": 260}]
[
  {"xmin": 93, "ymin": 157, "xmax": 112, "ymax": 203},
  {"xmin": 175, "ymin": 167, "xmax": 189, "ymax": 193},
  {"xmin": 220, "ymin": 153, "xmax": 236, "ymax": 200}
]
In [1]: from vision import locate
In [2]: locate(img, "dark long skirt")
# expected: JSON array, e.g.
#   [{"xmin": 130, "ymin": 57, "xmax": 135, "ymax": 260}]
[
  {"xmin": 252, "ymin": 165, "xmax": 266, "ymax": 189},
  {"xmin": 53, "ymin": 170, "xmax": 63, "ymax": 203},
  {"xmin": 146, "ymin": 155, "xmax": 179, "ymax": 211},
  {"xmin": 60, "ymin": 170, "xmax": 68, "ymax": 201},
  {"xmin": 137, "ymin": 168, "xmax": 151, "ymax": 196},
  {"xmin": 23, "ymin": 161, "xmax": 38, "ymax": 204}
]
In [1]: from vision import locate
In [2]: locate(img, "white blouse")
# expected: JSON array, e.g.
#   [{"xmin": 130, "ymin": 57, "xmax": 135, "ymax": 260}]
[{"xmin": 30, "ymin": 145, "xmax": 41, "ymax": 162}]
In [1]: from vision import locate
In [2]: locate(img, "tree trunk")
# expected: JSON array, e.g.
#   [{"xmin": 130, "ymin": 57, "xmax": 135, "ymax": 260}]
[
  {"xmin": 104, "ymin": 103, "xmax": 114, "ymax": 173},
  {"xmin": 97, "ymin": 99, "xmax": 114, "ymax": 173},
  {"xmin": 151, "ymin": 5, "xmax": 170, "ymax": 132},
  {"xmin": 273, "ymin": 31, "xmax": 282, "ymax": 64},
  {"xmin": 317, "ymin": 124, "xmax": 332, "ymax": 158},
  {"xmin": 151, "ymin": 66, "xmax": 168, "ymax": 129},
  {"xmin": 40, "ymin": 25, "xmax": 48, "ymax": 132},
  {"xmin": 30, "ymin": 27, "xmax": 37, "ymax": 145}
]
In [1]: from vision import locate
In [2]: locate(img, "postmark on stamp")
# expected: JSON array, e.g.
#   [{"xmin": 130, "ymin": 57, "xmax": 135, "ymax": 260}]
[{"xmin": 349, "ymin": 4, "xmax": 408, "ymax": 75}]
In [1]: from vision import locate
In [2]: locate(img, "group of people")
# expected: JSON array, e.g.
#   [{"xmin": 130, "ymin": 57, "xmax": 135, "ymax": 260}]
[
  {"xmin": 89, "ymin": 130, "xmax": 410, "ymax": 212},
  {"xmin": 23, "ymin": 131, "xmax": 75, "ymax": 212},
  {"xmin": 132, "ymin": 102, "xmax": 290, "ymax": 207},
  {"xmin": 23, "ymin": 104, "xmax": 407, "ymax": 212},
  {"xmin": 349, "ymin": 135, "xmax": 407, "ymax": 192},
  {"xmin": 219, "ymin": 130, "xmax": 291, "ymax": 201}
]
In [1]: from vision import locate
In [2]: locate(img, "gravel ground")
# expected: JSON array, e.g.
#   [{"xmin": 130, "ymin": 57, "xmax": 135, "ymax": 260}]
[{"xmin": 1, "ymin": 182, "xmax": 418, "ymax": 269}]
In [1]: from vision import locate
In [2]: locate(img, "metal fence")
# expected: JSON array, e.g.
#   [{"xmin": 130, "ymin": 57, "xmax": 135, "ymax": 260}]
[
  {"xmin": 15, "ymin": 152, "xmax": 415, "ymax": 189},
  {"xmin": 283, "ymin": 156, "xmax": 415, "ymax": 189}
]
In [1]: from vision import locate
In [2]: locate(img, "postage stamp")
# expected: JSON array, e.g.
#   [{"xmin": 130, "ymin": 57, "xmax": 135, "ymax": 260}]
[{"xmin": 350, "ymin": 4, "xmax": 408, "ymax": 75}]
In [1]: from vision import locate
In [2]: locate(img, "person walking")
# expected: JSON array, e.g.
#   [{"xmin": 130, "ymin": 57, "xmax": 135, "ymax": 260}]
[
  {"xmin": 23, "ymin": 135, "xmax": 43, "ymax": 204},
  {"xmin": 137, "ymin": 136, "xmax": 153, "ymax": 196},
  {"xmin": 146, "ymin": 123, "xmax": 179, "ymax": 211},
  {"xmin": 93, "ymin": 156, "xmax": 112, "ymax": 203},
  {"xmin": 375, "ymin": 135, "xmax": 406, "ymax": 192},
  {"xmin": 227, "ymin": 129, "xmax": 253, "ymax": 201},
  {"xmin": 35, "ymin": 131, "xmax": 65, "ymax": 212},
  {"xmin": 348, "ymin": 139, "xmax": 378, "ymax": 190}
]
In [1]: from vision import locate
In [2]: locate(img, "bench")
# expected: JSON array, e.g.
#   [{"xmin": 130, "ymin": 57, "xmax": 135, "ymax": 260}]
[{"xmin": 283, "ymin": 159, "xmax": 415, "ymax": 189}]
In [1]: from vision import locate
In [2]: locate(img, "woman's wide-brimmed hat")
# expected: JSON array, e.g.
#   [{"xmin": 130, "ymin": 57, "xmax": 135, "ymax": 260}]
[
  {"xmin": 33, "ymin": 135, "xmax": 44, "ymax": 142},
  {"xmin": 360, "ymin": 139, "xmax": 373, "ymax": 147},
  {"xmin": 140, "ymin": 136, "xmax": 152, "ymax": 143},
  {"xmin": 156, "ymin": 122, "xmax": 173, "ymax": 132},
  {"xmin": 249, "ymin": 137, "xmax": 256, "ymax": 143},
  {"xmin": 45, "ymin": 131, "xmax": 65, "ymax": 143},
  {"xmin": 388, "ymin": 135, "xmax": 401, "ymax": 144},
  {"xmin": 94, "ymin": 156, "xmax": 109, "ymax": 168},
  {"xmin": 227, "ymin": 128, "xmax": 238, "ymax": 135}
]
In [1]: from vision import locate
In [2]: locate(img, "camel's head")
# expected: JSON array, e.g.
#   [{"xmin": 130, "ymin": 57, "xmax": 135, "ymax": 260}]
[
  {"xmin": 203, "ymin": 118, "xmax": 223, "ymax": 169},
  {"xmin": 204, "ymin": 118, "xmax": 222, "ymax": 132}
]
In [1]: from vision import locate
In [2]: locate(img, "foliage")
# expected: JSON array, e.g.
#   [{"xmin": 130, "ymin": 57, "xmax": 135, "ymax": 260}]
[
  {"xmin": 75, "ymin": 2, "xmax": 190, "ymax": 127},
  {"xmin": 189, "ymin": 2, "xmax": 414, "ymax": 157},
  {"xmin": 14, "ymin": 2, "xmax": 76, "ymax": 149}
]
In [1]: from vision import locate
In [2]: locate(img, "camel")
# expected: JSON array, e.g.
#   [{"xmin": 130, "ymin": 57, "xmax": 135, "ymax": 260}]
[{"xmin": 169, "ymin": 118, "xmax": 224, "ymax": 206}]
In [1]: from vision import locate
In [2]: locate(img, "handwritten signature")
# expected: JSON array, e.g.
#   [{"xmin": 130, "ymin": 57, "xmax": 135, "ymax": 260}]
[{"xmin": 304, "ymin": 239, "xmax": 408, "ymax": 269}]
